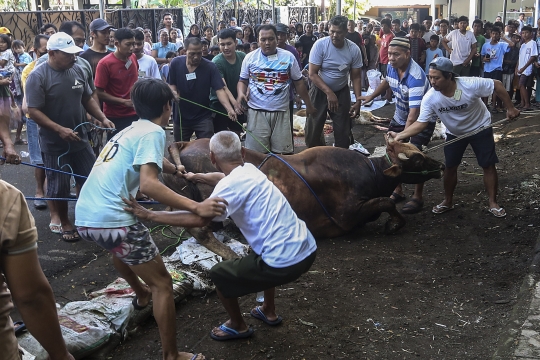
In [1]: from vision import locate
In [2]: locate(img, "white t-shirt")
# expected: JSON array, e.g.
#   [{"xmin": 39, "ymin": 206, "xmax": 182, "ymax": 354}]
[
  {"xmin": 518, "ymin": 40, "xmax": 538, "ymax": 76},
  {"xmin": 75, "ymin": 120, "xmax": 165, "ymax": 228},
  {"xmin": 137, "ymin": 54, "xmax": 161, "ymax": 79},
  {"xmin": 422, "ymin": 30, "xmax": 437, "ymax": 44},
  {"xmin": 240, "ymin": 47, "xmax": 302, "ymax": 111},
  {"xmin": 445, "ymin": 29, "xmax": 477, "ymax": 65},
  {"xmin": 309, "ymin": 37, "xmax": 363, "ymax": 92},
  {"xmin": 418, "ymin": 77, "xmax": 494, "ymax": 136},
  {"xmin": 210, "ymin": 163, "xmax": 317, "ymax": 268}
]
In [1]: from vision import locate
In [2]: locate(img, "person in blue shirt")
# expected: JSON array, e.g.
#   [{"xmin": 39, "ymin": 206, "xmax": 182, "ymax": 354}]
[
  {"xmin": 151, "ymin": 31, "xmax": 177, "ymax": 65},
  {"xmin": 481, "ymin": 26, "xmax": 510, "ymax": 113},
  {"xmin": 425, "ymin": 35, "xmax": 444, "ymax": 74}
]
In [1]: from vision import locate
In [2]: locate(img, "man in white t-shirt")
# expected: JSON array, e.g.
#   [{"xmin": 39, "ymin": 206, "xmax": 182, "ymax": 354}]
[
  {"xmin": 389, "ymin": 57, "xmax": 520, "ymax": 218},
  {"xmin": 516, "ymin": 26, "xmax": 538, "ymax": 111},
  {"xmin": 237, "ymin": 24, "xmax": 315, "ymax": 154},
  {"xmin": 132, "ymin": 131, "xmax": 317, "ymax": 341},
  {"xmin": 133, "ymin": 29, "xmax": 160, "ymax": 79},
  {"xmin": 442, "ymin": 15, "xmax": 477, "ymax": 76},
  {"xmin": 305, "ymin": 15, "xmax": 363, "ymax": 148},
  {"xmin": 75, "ymin": 79, "xmax": 226, "ymax": 360}
]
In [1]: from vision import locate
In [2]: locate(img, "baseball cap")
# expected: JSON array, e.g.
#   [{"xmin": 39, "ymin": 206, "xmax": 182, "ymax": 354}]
[
  {"xmin": 47, "ymin": 32, "xmax": 83, "ymax": 54},
  {"xmin": 0, "ymin": 27, "xmax": 11, "ymax": 35},
  {"xmin": 429, "ymin": 57, "xmax": 458, "ymax": 75},
  {"xmin": 90, "ymin": 18, "xmax": 112, "ymax": 32},
  {"xmin": 275, "ymin": 23, "xmax": 289, "ymax": 33}
]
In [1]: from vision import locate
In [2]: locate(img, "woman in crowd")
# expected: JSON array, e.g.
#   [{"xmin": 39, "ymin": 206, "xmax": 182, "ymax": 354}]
[
  {"xmin": 187, "ymin": 24, "xmax": 201, "ymax": 39},
  {"xmin": 242, "ymin": 25, "xmax": 256, "ymax": 44},
  {"xmin": 203, "ymin": 26, "xmax": 214, "ymax": 43}
]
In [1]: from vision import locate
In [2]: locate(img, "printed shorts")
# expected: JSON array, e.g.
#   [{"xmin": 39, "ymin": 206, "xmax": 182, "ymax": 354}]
[{"xmin": 78, "ymin": 222, "xmax": 159, "ymax": 266}]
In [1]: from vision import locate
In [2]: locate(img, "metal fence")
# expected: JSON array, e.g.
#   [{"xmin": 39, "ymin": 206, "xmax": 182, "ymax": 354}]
[{"xmin": 0, "ymin": 8, "xmax": 183, "ymax": 48}]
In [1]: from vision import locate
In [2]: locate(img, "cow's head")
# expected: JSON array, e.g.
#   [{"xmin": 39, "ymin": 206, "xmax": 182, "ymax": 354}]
[{"xmin": 383, "ymin": 134, "xmax": 445, "ymax": 183}]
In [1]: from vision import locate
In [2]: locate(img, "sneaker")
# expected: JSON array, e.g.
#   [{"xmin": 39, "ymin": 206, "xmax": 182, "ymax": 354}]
[{"xmin": 349, "ymin": 142, "xmax": 371, "ymax": 156}]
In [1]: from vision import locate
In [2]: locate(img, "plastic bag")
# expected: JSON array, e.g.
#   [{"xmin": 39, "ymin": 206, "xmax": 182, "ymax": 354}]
[{"xmin": 366, "ymin": 69, "xmax": 382, "ymax": 101}]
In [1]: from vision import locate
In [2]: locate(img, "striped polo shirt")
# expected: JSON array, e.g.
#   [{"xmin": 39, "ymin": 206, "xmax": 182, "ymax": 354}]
[{"xmin": 385, "ymin": 59, "xmax": 432, "ymax": 125}]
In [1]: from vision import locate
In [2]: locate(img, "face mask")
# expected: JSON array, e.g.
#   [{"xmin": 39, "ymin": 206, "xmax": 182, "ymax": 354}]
[{"xmin": 433, "ymin": 26, "xmax": 440, "ymax": 31}]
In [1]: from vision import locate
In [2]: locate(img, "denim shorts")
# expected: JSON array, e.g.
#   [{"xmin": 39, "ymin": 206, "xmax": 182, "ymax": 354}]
[
  {"xmin": 78, "ymin": 222, "xmax": 159, "ymax": 266},
  {"xmin": 26, "ymin": 119, "xmax": 43, "ymax": 165}
]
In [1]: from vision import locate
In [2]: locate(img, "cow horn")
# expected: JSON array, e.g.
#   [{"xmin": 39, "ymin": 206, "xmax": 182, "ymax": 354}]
[{"xmin": 398, "ymin": 153, "xmax": 409, "ymax": 161}]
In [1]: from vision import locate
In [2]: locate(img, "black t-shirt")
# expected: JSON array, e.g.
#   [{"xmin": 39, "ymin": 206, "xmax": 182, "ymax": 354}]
[
  {"xmin": 345, "ymin": 31, "xmax": 363, "ymax": 47},
  {"xmin": 394, "ymin": 30, "xmax": 408, "ymax": 37},
  {"xmin": 299, "ymin": 34, "xmax": 318, "ymax": 66},
  {"xmin": 203, "ymin": 54, "xmax": 214, "ymax": 61},
  {"xmin": 79, "ymin": 48, "xmax": 113, "ymax": 78}
]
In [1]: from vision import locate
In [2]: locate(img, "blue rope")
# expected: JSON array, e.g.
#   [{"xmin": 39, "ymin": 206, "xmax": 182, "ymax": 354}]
[
  {"xmin": 0, "ymin": 157, "xmax": 88, "ymax": 179},
  {"xmin": 24, "ymin": 196, "xmax": 159, "ymax": 204},
  {"xmin": 258, "ymin": 153, "xmax": 340, "ymax": 228}
]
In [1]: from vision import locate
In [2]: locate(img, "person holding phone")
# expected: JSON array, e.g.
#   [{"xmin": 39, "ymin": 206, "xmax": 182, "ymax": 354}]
[{"xmin": 481, "ymin": 26, "xmax": 510, "ymax": 113}]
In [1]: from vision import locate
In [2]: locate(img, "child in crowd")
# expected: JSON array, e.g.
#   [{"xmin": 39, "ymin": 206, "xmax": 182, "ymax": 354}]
[
  {"xmin": 0, "ymin": 34, "xmax": 15, "ymax": 147},
  {"xmin": 502, "ymin": 33, "xmax": 520, "ymax": 102},
  {"xmin": 516, "ymin": 26, "xmax": 537, "ymax": 111},
  {"xmin": 250, "ymin": 42, "xmax": 258, "ymax": 51},
  {"xmin": 425, "ymin": 35, "xmax": 443, "ymax": 74},
  {"xmin": 202, "ymin": 39, "xmax": 213, "ymax": 60},
  {"xmin": 11, "ymin": 39, "xmax": 32, "ymax": 145},
  {"xmin": 242, "ymin": 42, "xmax": 251, "ymax": 54},
  {"xmin": 210, "ymin": 45, "xmax": 220, "ymax": 57},
  {"xmin": 408, "ymin": 23, "xmax": 426, "ymax": 68},
  {"xmin": 481, "ymin": 26, "xmax": 510, "ymax": 112},
  {"xmin": 160, "ymin": 51, "xmax": 177, "ymax": 82},
  {"xmin": 178, "ymin": 46, "xmax": 186, "ymax": 55},
  {"xmin": 295, "ymin": 42, "xmax": 305, "ymax": 63}
]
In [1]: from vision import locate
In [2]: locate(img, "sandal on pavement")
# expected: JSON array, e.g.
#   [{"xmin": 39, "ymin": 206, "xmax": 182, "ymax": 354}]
[
  {"xmin": 49, "ymin": 223, "xmax": 62, "ymax": 234},
  {"xmin": 489, "ymin": 207, "xmax": 507, "ymax": 218},
  {"xmin": 390, "ymin": 191, "xmax": 406, "ymax": 203},
  {"xmin": 432, "ymin": 204, "xmax": 454, "ymax": 214},
  {"xmin": 210, "ymin": 324, "xmax": 254, "ymax": 341},
  {"xmin": 13, "ymin": 321, "xmax": 26, "ymax": 336},
  {"xmin": 250, "ymin": 306, "xmax": 283, "ymax": 326},
  {"xmin": 34, "ymin": 198, "xmax": 47, "ymax": 210},
  {"xmin": 401, "ymin": 199, "xmax": 424, "ymax": 214},
  {"xmin": 61, "ymin": 229, "xmax": 80, "ymax": 242}
]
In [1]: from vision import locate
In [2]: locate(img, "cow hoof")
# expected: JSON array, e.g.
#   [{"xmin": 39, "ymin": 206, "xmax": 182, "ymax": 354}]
[{"xmin": 384, "ymin": 218, "xmax": 406, "ymax": 234}]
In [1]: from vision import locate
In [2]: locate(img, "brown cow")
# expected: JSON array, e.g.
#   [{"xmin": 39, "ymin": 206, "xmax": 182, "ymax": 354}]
[{"xmin": 162, "ymin": 136, "xmax": 444, "ymax": 260}]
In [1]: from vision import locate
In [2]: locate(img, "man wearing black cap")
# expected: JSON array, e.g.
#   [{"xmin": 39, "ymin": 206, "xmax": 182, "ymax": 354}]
[
  {"xmin": 389, "ymin": 57, "xmax": 520, "ymax": 218},
  {"xmin": 360, "ymin": 36, "xmax": 434, "ymax": 214},
  {"xmin": 80, "ymin": 18, "xmax": 113, "ymax": 76}
]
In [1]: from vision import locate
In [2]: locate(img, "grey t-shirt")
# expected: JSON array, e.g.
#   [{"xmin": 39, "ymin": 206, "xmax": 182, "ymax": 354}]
[
  {"xmin": 36, "ymin": 54, "xmax": 96, "ymax": 91},
  {"xmin": 309, "ymin": 37, "xmax": 363, "ymax": 92},
  {"xmin": 26, "ymin": 62, "xmax": 92, "ymax": 155}
]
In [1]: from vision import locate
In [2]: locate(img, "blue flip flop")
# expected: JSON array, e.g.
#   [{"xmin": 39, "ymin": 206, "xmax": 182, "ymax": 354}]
[
  {"xmin": 210, "ymin": 324, "xmax": 254, "ymax": 341},
  {"xmin": 250, "ymin": 306, "xmax": 283, "ymax": 326},
  {"xmin": 13, "ymin": 321, "xmax": 26, "ymax": 336}
]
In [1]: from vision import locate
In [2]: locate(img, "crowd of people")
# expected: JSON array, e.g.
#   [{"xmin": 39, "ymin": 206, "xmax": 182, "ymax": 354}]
[{"xmin": 0, "ymin": 9, "xmax": 531, "ymax": 360}]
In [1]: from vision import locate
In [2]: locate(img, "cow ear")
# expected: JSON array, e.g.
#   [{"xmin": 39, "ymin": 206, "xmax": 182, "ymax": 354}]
[{"xmin": 383, "ymin": 164, "xmax": 402, "ymax": 177}]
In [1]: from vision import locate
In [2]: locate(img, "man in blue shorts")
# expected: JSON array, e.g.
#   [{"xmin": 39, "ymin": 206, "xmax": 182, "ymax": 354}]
[
  {"xmin": 389, "ymin": 57, "xmax": 520, "ymax": 218},
  {"xmin": 75, "ymin": 78, "xmax": 227, "ymax": 360}
]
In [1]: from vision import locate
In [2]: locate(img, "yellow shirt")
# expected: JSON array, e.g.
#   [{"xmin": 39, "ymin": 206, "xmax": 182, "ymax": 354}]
[{"xmin": 21, "ymin": 59, "xmax": 36, "ymax": 92}]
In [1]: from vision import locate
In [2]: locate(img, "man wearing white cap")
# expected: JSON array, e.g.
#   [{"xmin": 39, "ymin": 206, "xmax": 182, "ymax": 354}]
[{"xmin": 26, "ymin": 32, "xmax": 114, "ymax": 242}]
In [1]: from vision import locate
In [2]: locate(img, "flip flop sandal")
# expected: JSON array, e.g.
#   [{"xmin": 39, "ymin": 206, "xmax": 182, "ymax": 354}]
[
  {"xmin": 401, "ymin": 199, "xmax": 424, "ymax": 214},
  {"xmin": 13, "ymin": 321, "xmax": 26, "ymax": 336},
  {"xmin": 49, "ymin": 223, "xmax": 62, "ymax": 234},
  {"xmin": 210, "ymin": 324, "xmax": 254, "ymax": 341},
  {"xmin": 432, "ymin": 204, "xmax": 454, "ymax": 214},
  {"xmin": 250, "ymin": 306, "xmax": 283, "ymax": 326},
  {"xmin": 61, "ymin": 229, "xmax": 81, "ymax": 242},
  {"xmin": 132, "ymin": 296, "xmax": 151, "ymax": 310},
  {"xmin": 489, "ymin": 207, "xmax": 507, "ymax": 218},
  {"xmin": 390, "ymin": 191, "xmax": 406, "ymax": 203}
]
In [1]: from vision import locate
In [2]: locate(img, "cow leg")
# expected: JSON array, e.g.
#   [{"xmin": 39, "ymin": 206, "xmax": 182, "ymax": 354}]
[
  {"xmin": 185, "ymin": 227, "xmax": 239, "ymax": 260},
  {"xmin": 358, "ymin": 197, "xmax": 406, "ymax": 234},
  {"xmin": 168, "ymin": 142, "xmax": 184, "ymax": 168}
]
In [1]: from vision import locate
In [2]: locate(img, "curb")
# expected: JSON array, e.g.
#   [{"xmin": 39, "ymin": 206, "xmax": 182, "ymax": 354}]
[{"xmin": 493, "ymin": 231, "xmax": 540, "ymax": 359}]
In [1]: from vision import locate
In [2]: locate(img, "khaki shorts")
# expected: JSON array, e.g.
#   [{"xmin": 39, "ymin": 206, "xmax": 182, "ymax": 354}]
[{"xmin": 245, "ymin": 108, "xmax": 292, "ymax": 154}]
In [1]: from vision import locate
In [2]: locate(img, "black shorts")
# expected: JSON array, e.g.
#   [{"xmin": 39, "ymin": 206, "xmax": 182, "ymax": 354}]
[
  {"xmin": 444, "ymin": 127, "xmax": 498, "ymax": 168},
  {"xmin": 484, "ymin": 70, "xmax": 503, "ymax": 81},
  {"xmin": 388, "ymin": 120, "xmax": 436, "ymax": 150},
  {"xmin": 469, "ymin": 65, "xmax": 482, "ymax": 77},
  {"xmin": 210, "ymin": 251, "xmax": 316, "ymax": 299},
  {"xmin": 519, "ymin": 74, "xmax": 534, "ymax": 87},
  {"xmin": 42, "ymin": 145, "xmax": 95, "ymax": 198}
]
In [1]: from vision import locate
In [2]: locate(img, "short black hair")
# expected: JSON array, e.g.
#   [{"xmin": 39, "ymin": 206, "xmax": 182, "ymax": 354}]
[
  {"xmin": 184, "ymin": 36, "xmax": 202, "ymax": 49},
  {"xmin": 242, "ymin": 43, "xmax": 251, "ymax": 51},
  {"xmin": 131, "ymin": 78, "xmax": 174, "ymax": 120},
  {"xmin": 134, "ymin": 29, "xmax": 144, "ymax": 41},
  {"xmin": 472, "ymin": 19, "xmax": 483, "ymax": 27},
  {"xmin": 522, "ymin": 25, "xmax": 533, "ymax": 33},
  {"xmin": 201, "ymin": 39, "xmax": 209, "ymax": 46},
  {"xmin": 257, "ymin": 24, "xmax": 277, "ymax": 38},
  {"xmin": 440, "ymin": 19, "xmax": 449, "ymax": 26},
  {"xmin": 457, "ymin": 16, "xmax": 469, "ymax": 23},
  {"xmin": 0, "ymin": 34, "xmax": 12, "ymax": 49},
  {"xmin": 429, "ymin": 34, "xmax": 439, "ymax": 42},
  {"xmin": 493, "ymin": 21, "xmax": 504, "ymax": 29},
  {"xmin": 384, "ymin": 13, "xmax": 393, "ymax": 19},
  {"xmin": 327, "ymin": 15, "xmax": 348, "ymax": 32},
  {"xmin": 162, "ymin": 12, "xmax": 172, "ymax": 19},
  {"xmin": 294, "ymin": 41, "xmax": 302, "ymax": 49},
  {"xmin": 209, "ymin": 45, "xmax": 219, "ymax": 52},
  {"xmin": 40, "ymin": 23, "xmax": 57, "ymax": 34},
  {"xmin": 59, "ymin": 21, "xmax": 85, "ymax": 36},
  {"xmin": 491, "ymin": 26, "xmax": 501, "ymax": 33},
  {"xmin": 33, "ymin": 34, "xmax": 49, "ymax": 50},
  {"xmin": 410, "ymin": 23, "xmax": 420, "ymax": 31},
  {"xmin": 165, "ymin": 51, "xmax": 176, "ymax": 58},
  {"xmin": 12, "ymin": 40, "xmax": 24, "ymax": 49},
  {"xmin": 381, "ymin": 18, "xmax": 392, "ymax": 27},
  {"xmin": 419, "ymin": 24, "xmax": 426, "ymax": 32},
  {"xmin": 203, "ymin": 26, "xmax": 213, "ymax": 32},
  {"xmin": 391, "ymin": 19, "xmax": 401, "ymax": 26},
  {"xmin": 114, "ymin": 28, "xmax": 135, "ymax": 42},
  {"xmin": 218, "ymin": 28, "xmax": 237, "ymax": 42}
]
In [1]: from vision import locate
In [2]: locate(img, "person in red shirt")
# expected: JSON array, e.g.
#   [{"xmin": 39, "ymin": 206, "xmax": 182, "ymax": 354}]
[
  {"xmin": 95, "ymin": 28, "xmax": 139, "ymax": 140},
  {"xmin": 379, "ymin": 18, "xmax": 394, "ymax": 104}
]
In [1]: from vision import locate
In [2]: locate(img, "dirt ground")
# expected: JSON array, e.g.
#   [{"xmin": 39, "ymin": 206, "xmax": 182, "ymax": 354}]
[{"xmin": 42, "ymin": 106, "xmax": 540, "ymax": 359}]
